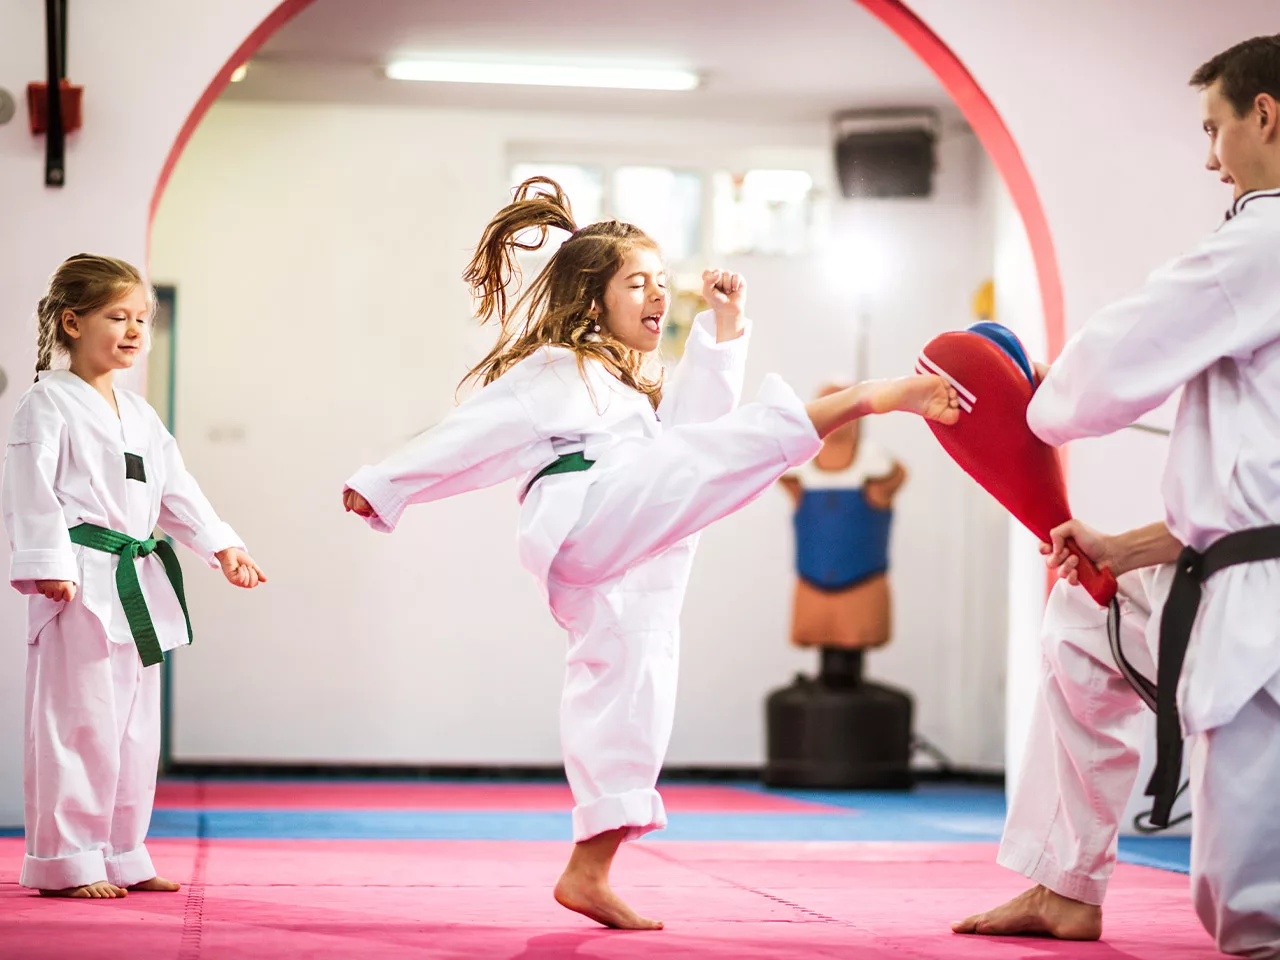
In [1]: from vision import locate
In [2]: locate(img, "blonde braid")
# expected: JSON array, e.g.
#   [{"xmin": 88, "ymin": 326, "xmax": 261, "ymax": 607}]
[{"xmin": 34, "ymin": 295, "xmax": 60, "ymax": 382}]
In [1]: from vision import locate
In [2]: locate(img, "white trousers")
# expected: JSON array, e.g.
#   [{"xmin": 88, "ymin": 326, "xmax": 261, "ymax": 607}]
[
  {"xmin": 547, "ymin": 378, "xmax": 821, "ymax": 842},
  {"xmin": 22, "ymin": 599, "xmax": 161, "ymax": 890},
  {"xmin": 1001, "ymin": 572, "xmax": 1280, "ymax": 958}
]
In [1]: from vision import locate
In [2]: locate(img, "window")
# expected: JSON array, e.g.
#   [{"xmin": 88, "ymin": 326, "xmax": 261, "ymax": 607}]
[
  {"xmin": 611, "ymin": 166, "xmax": 702, "ymax": 264},
  {"xmin": 507, "ymin": 162, "xmax": 703, "ymax": 266},
  {"xmin": 713, "ymin": 169, "xmax": 816, "ymax": 257}
]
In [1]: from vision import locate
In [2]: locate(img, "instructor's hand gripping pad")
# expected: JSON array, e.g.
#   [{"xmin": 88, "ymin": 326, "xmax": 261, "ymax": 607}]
[{"xmin": 917, "ymin": 324, "xmax": 1118, "ymax": 606}]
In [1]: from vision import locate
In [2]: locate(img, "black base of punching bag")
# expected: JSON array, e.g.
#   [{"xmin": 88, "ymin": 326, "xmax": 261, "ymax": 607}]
[{"xmin": 763, "ymin": 648, "xmax": 914, "ymax": 789}]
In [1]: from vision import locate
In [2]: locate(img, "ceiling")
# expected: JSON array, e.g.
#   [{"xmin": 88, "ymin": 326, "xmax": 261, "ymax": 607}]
[{"xmin": 223, "ymin": 0, "xmax": 955, "ymax": 123}]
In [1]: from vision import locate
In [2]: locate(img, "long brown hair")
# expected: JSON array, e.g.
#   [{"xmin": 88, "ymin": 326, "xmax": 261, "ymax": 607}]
[
  {"xmin": 461, "ymin": 177, "xmax": 664, "ymax": 408},
  {"xmin": 34, "ymin": 254, "xmax": 153, "ymax": 381}
]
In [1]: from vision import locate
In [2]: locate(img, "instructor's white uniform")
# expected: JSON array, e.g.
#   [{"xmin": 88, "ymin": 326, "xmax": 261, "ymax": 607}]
[
  {"xmin": 1004, "ymin": 188, "xmax": 1280, "ymax": 958},
  {"xmin": 346, "ymin": 313, "xmax": 821, "ymax": 841},
  {"xmin": 4, "ymin": 370, "xmax": 242, "ymax": 890}
]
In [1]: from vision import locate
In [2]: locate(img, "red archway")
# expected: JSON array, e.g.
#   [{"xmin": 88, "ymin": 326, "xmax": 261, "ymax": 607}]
[
  {"xmin": 147, "ymin": 0, "xmax": 317, "ymax": 245},
  {"xmin": 856, "ymin": 0, "xmax": 1064, "ymax": 359},
  {"xmin": 149, "ymin": 0, "xmax": 1065, "ymax": 360}
]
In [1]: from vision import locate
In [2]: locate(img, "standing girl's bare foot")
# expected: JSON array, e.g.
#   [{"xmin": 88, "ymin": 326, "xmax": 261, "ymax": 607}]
[
  {"xmin": 553, "ymin": 828, "xmax": 663, "ymax": 930},
  {"xmin": 39, "ymin": 881, "xmax": 128, "ymax": 899},
  {"xmin": 128, "ymin": 876, "xmax": 181, "ymax": 892}
]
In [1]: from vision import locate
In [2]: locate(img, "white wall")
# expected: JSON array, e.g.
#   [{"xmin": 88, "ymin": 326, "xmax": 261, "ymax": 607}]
[
  {"xmin": 150, "ymin": 101, "xmax": 1008, "ymax": 770},
  {"xmin": 0, "ymin": 0, "xmax": 282, "ymax": 827}
]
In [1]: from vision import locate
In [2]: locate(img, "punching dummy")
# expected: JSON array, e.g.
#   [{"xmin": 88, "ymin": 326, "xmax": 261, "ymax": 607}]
[
  {"xmin": 780, "ymin": 386, "xmax": 904, "ymax": 657},
  {"xmin": 764, "ymin": 385, "xmax": 914, "ymax": 789}
]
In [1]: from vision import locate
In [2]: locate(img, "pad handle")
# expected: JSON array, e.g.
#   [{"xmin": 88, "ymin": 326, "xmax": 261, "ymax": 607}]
[{"xmin": 1066, "ymin": 540, "xmax": 1118, "ymax": 606}]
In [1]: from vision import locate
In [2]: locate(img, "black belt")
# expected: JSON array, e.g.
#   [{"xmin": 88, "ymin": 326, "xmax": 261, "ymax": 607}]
[{"xmin": 1113, "ymin": 525, "xmax": 1280, "ymax": 828}]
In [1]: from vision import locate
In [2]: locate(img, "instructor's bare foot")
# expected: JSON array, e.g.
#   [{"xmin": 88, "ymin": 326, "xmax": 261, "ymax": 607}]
[
  {"xmin": 554, "ymin": 869, "xmax": 663, "ymax": 931},
  {"xmin": 39, "ymin": 881, "xmax": 128, "ymax": 899},
  {"xmin": 952, "ymin": 885, "xmax": 1102, "ymax": 940},
  {"xmin": 128, "ymin": 876, "xmax": 181, "ymax": 892},
  {"xmin": 874, "ymin": 374, "xmax": 960, "ymax": 424}
]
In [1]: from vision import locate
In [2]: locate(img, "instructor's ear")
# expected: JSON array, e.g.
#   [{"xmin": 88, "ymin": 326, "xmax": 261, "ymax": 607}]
[{"xmin": 1256, "ymin": 93, "xmax": 1278, "ymax": 138}]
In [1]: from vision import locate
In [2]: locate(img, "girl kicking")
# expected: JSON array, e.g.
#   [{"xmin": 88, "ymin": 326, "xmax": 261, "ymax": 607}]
[{"xmin": 343, "ymin": 178, "xmax": 957, "ymax": 929}]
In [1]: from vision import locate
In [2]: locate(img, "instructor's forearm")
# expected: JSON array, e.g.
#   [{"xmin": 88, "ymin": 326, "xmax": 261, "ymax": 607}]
[{"xmin": 1110, "ymin": 522, "xmax": 1184, "ymax": 575}]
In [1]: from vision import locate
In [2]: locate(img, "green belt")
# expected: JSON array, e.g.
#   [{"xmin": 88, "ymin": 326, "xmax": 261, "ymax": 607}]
[
  {"xmin": 68, "ymin": 523, "xmax": 193, "ymax": 667},
  {"xmin": 525, "ymin": 452, "xmax": 595, "ymax": 496}
]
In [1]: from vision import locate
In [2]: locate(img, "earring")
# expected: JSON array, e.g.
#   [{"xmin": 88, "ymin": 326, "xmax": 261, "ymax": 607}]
[{"xmin": 593, "ymin": 323, "xmax": 601, "ymax": 333}]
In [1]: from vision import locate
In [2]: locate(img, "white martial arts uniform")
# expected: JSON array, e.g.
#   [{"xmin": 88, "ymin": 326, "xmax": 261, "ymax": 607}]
[
  {"xmin": 1003, "ymin": 188, "xmax": 1280, "ymax": 957},
  {"xmin": 346, "ymin": 313, "xmax": 821, "ymax": 841},
  {"xmin": 3, "ymin": 370, "xmax": 242, "ymax": 890}
]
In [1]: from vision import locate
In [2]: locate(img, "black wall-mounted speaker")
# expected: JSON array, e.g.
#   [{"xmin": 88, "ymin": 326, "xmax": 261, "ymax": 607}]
[{"xmin": 834, "ymin": 126, "xmax": 937, "ymax": 200}]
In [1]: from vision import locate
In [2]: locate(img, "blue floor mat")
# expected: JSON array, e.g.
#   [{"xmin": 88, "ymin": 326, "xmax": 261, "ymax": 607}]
[
  {"xmin": 5, "ymin": 780, "xmax": 1194, "ymax": 874},
  {"xmin": 1118, "ymin": 836, "xmax": 1192, "ymax": 874}
]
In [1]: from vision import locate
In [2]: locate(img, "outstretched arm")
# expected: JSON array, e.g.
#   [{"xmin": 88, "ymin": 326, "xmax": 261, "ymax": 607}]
[{"xmin": 344, "ymin": 364, "xmax": 557, "ymax": 532}]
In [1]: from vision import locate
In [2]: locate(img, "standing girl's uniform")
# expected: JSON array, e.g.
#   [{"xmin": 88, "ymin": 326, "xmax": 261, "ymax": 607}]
[
  {"xmin": 4, "ymin": 370, "xmax": 242, "ymax": 890},
  {"xmin": 347, "ymin": 313, "xmax": 821, "ymax": 840},
  {"xmin": 1003, "ymin": 188, "xmax": 1280, "ymax": 956}
]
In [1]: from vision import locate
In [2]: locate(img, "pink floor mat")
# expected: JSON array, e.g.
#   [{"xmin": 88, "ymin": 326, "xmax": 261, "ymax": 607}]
[
  {"xmin": 152, "ymin": 780, "xmax": 839, "ymax": 814},
  {"xmin": 0, "ymin": 837, "xmax": 1217, "ymax": 959}
]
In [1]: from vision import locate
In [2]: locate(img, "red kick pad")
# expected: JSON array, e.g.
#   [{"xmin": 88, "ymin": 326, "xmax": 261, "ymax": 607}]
[{"xmin": 917, "ymin": 330, "xmax": 1117, "ymax": 606}]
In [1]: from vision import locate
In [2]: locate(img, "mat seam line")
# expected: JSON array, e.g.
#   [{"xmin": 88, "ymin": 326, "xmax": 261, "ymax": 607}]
[{"xmin": 176, "ymin": 782, "xmax": 209, "ymax": 960}]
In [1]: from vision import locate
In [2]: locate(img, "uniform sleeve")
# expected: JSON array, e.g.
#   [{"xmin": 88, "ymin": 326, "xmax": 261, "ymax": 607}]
[
  {"xmin": 344, "ymin": 363, "xmax": 557, "ymax": 533},
  {"xmin": 656, "ymin": 311, "xmax": 751, "ymax": 426},
  {"xmin": 1028, "ymin": 221, "xmax": 1277, "ymax": 445},
  {"xmin": 156, "ymin": 423, "xmax": 243, "ymax": 565},
  {"xmin": 3, "ymin": 392, "xmax": 78, "ymax": 592}
]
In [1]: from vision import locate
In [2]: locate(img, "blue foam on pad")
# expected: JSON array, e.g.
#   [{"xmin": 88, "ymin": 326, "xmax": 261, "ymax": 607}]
[{"xmin": 967, "ymin": 321, "xmax": 1036, "ymax": 386}]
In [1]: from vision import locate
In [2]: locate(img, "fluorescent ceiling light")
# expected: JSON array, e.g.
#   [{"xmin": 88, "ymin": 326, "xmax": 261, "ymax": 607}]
[{"xmin": 384, "ymin": 60, "xmax": 699, "ymax": 92}]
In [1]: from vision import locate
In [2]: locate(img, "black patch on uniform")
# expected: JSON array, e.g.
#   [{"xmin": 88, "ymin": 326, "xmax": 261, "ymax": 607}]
[{"xmin": 125, "ymin": 453, "xmax": 147, "ymax": 483}]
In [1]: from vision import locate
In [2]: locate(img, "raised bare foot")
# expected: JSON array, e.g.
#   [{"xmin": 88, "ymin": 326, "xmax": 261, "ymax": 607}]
[
  {"xmin": 39, "ymin": 881, "xmax": 128, "ymax": 899},
  {"xmin": 952, "ymin": 885, "xmax": 1102, "ymax": 940},
  {"xmin": 128, "ymin": 877, "xmax": 181, "ymax": 892},
  {"xmin": 875, "ymin": 375, "xmax": 960, "ymax": 424},
  {"xmin": 554, "ymin": 870, "xmax": 663, "ymax": 931}
]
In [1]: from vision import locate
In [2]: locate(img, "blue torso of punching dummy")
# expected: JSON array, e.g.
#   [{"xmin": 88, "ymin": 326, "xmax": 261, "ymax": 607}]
[{"xmin": 794, "ymin": 489, "xmax": 893, "ymax": 591}]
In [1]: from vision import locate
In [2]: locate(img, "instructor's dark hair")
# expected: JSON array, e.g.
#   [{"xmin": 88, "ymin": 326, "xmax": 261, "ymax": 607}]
[{"xmin": 1190, "ymin": 35, "xmax": 1280, "ymax": 117}]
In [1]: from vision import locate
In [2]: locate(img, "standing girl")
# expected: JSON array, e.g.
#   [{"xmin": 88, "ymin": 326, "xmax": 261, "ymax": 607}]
[
  {"xmin": 4, "ymin": 254, "xmax": 266, "ymax": 899},
  {"xmin": 343, "ymin": 178, "xmax": 957, "ymax": 929}
]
